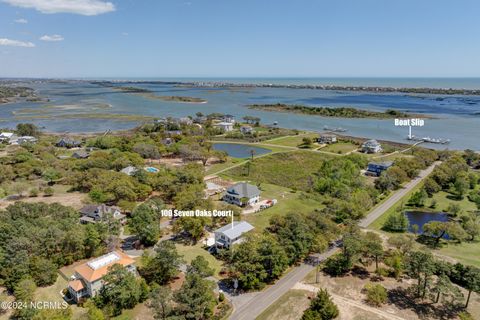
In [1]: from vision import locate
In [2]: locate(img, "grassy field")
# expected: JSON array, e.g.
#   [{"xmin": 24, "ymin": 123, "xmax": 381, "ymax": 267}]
[
  {"xmin": 222, "ymin": 151, "xmax": 331, "ymax": 191},
  {"xmin": 242, "ymin": 183, "xmax": 325, "ymax": 230},
  {"xmin": 263, "ymin": 133, "xmax": 319, "ymax": 148},
  {"xmin": 437, "ymin": 241, "xmax": 480, "ymax": 267},
  {"xmin": 175, "ymin": 242, "xmax": 224, "ymax": 279},
  {"xmin": 206, "ymin": 157, "xmax": 245, "ymax": 175},
  {"xmin": 320, "ymin": 142, "xmax": 358, "ymax": 154},
  {"xmin": 256, "ymin": 289, "xmax": 311, "ymax": 320}
]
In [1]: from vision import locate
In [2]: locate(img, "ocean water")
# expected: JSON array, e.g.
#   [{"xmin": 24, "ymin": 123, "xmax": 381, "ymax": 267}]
[{"xmin": 1, "ymin": 78, "xmax": 480, "ymax": 150}]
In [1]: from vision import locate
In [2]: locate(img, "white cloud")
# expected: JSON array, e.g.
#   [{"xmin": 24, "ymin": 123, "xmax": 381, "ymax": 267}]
[
  {"xmin": 121, "ymin": 32, "xmax": 128, "ymax": 36},
  {"xmin": 0, "ymin": 38, "xmax": 35, "ymax": 47},
  {"xmin": 14, "ymin": 18, "xmax": 28, "ymax": 23},
  {"xmin": 2, "ymin": 0, "xmax": 115, "ymax": 16},
  {"xmin": 40, "ymin": 34, "xmax": 64, "ymax": 42}
]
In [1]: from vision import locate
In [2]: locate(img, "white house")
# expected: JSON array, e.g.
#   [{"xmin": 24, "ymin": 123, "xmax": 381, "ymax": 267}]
[
  {"xmin": 79, "ymin": 204, "xmax": 126, "ymax": 224},
  {"xmin": 223, "ymin": 182, "xmax": 260, "ymax": 207},
  {"xmin": 10, "ymin": 136, "xmax": 37, "ymax": 145},
  {"xmin": 0, "ymin": 132, "xmax": 14, "ymax": 142},
  {"xmin": 361, "ymin": 139, "xmax": 382, "ymax": 153},
  {"xmin": 214, "ymin": 221, "xmax": 254, "ymax": 249},
  {"xmin": 215, "ymin": 122, "xmax": 234, "ymax": 132},
  {"xmin": 67, "ymin": 251, "xmax": 136, "ymax": 303}
]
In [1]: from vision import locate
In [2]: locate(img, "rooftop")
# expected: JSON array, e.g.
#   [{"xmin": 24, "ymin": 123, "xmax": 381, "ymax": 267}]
[
  {"xmin": 226, "ymin": 182, "xmax": 260, "ymax": 199},
  {"xmin": 74, "ymin": 250, "xmax": 135, "ymax": 283},
  {"xmin": 215, "ymin": 221, "xmax": 254, "ymax": 240}
]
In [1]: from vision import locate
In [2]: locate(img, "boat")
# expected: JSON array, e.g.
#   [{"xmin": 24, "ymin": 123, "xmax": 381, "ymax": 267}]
[{"xmin": 406, "ymin": 135, "xmax": 450, "ymax": 144}]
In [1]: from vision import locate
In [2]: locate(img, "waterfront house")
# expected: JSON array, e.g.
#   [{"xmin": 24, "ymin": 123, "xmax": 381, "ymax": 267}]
[
  {"xmin": 317, "ymin": 134, "xmax": 337, "ymax": 144},
  {"xmin": 120, "ymin": 166, "xmax": 138, "ymax": 176},
  {"xmin": 221, "ymin": 114, "xmax": 236, "ymax": 123},
  {"xmin": 179, "ymin": 117, "xmax": 193, "ymax": 125},
  {"xmin": 0, "ymin": 132, "xmax": 14, "ymax": 142},
  {"xmin": 56, "ymin": 137, "xmax": 82, "ymax": 148},
  {"xmin": 240, "ymin": 125, "xmax": 253, "ymax": 134},
  {"xmin": 366, "ymin": 161, "xmax": 393, "ymax": 177},
  {"xmin": 165, "ymin": 130, "xmax": 183, "ymax": 136},
  {"xmin": 79, "ymin": 204, "xmax": 126, "ymax": 224},
  {"xmin": 67, "ymin": 251, "xmax": 136, "ymax": 303},
  {"xmin": 11, "ymin": 136, "xmax": 37, "ymax": 145},
  {"xmin": 223, "ymin": 182, "xmax": 260, "ymax": 207},
  {"xmin": 214, "ymin": 221, "xmax": 254, "ymax": 249},
  {"xmin": 215, "ymin": 122, "xmax": 234, "ymax": 132},
  {"xmin": 361, "ymin": 139, "xmax": 382, "ymax": 153}
]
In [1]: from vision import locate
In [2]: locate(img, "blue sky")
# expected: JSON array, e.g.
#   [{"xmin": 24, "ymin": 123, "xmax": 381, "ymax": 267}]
[{"xmin": 0, "ymin": 0, "xmax": 479, "ymax": 78}]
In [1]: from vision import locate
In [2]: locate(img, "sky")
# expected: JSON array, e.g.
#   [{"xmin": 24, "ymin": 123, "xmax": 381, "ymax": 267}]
[{"xmin": 0, "ymin": 0, "xmax": 480, "ymax": 78}]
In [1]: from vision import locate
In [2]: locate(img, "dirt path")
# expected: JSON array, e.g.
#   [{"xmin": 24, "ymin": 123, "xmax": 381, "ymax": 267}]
[{"xmin": 293, "ymin": 282, "xmax": 407, "ymax": 320}]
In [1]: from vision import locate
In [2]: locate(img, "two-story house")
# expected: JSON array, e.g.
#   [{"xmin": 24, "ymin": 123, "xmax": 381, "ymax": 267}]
[
  {"xmin": 68, "ymin": 251, "xmax": 136, "ymax": 303},
  {"xmin": 223, "ymin": 182, "xmax": 260, "ymax": 207},
  {"xmin": 79, "ymin": 204, "xmax": 126, "ymax": 224},
  {"xmin": 214, "ymin": 221, "xmax": 254, "ymax": 249}
]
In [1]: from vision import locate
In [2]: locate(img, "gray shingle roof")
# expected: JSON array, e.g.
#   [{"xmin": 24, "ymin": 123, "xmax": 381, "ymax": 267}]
[
  {"xmin": 226, "ymin": 182, "xmax": 260, "ymax": 199},
  {"xmin": 215, "ymin": 221, "xmax": 254, "ymax": 239}
]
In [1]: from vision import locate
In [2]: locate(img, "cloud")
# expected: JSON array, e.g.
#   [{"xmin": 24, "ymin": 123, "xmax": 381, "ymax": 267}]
[
  {"xmin": 2, "ymin": 0, "xmax": 115, "ymax": 16},
  {"xmin": 14, "ymin": 18, "xmax": 28, "ymax": 23},
  {"xmin": 0, "ymin": 38, "xmax": 35, "ymax": 47},
  {"xmin": 121, "ymin": 32, "xmax": 128, "ymax": 36},
  {"xmin": 40, "ymin": 34, "xmax": 64, "ymax": 42}
]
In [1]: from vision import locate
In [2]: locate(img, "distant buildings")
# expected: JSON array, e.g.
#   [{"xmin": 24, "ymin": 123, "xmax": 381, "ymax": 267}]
[
  {"xmin": 67, "ymin": 251, "xmax": 136, "ymax": 303},
  {"xmin": 361, "ymin": 139, "xmax": 382, "ymax": 153},
  {"xmin": 56, "ymin": 137, "xmax": 82, "ymax": 148},
  {"xmin": 214, "ymin": 221, "xmax": 254, "ymax": 249},
  {"xmin": 11, "ymin": 136, "xmax": 37, "ymax": 145},
  {"xmin": 366, "ymin": 161, "xmax": 393, "ymax": 177},
  {"xmin": 317, "ymin": 134, "xmax": 337, "ymax": 144},
  {"xmin": 0, "ymin": 132, "xmax": 14, "ymax": 142},
  {"xmin": 221, "ymin": 114, "xmax": 235, "ymax": 123},
  {"xmin": 223, "ymin": 182, "xmax": 260, "ymax": 207},
  {"xmin": 215, "ymin": 122, "xmax": 234, "ymax": 132},
  {"xmin": 72, "ymin": 150, "xmax": 90, "ymax": 159},
  {"xmin": 240, "ymin": 125, "xmax": 253, "ymax": 134},
  {"xmin": 79, "ymin": 204, "xmax": 126, "ymax": 224}
]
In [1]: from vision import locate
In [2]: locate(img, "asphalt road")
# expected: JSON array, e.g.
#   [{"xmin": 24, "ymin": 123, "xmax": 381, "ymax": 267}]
[{"xmin": 229, "ymin": 161, "xmax": 440, "ymax": 320}]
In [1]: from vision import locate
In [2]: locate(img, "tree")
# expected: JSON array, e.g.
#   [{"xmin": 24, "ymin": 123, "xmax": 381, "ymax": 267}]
[
  {"xmin": 95, "ymin": 264, "xmax": 148, "ymax": 316},
  {"xmin": 148, "ymin": 285, "xmax": 172, "ymax": 320},
  {"xmin": 462, "ymin": 266, "xmax": 480, "ymax": 308},
  {"xmin": 364, "ymin": 283, "xmax": 388, "ymax": 306},
  {"xmin": 462, "ymin": 212, "xmax": 480, "ymax": 241},
  {"xmin": 187, "ymin": 256, "xmax": 214, "ymax": 278},
  {"xmin": 84, "ymin": 300, "xmax": 105, "ymax": 320},
  {"xmin": 130, "ymin": 203, "xmax": 161, "ymax": 246},
  {"xmin": 431, "ymin": 274, "xmax": 463, "ymax": 304},
  {"xmin": 387, "ymin": 233, "xmax": 415, "ymax": 255},
  {"xmin": 172, "ymin": 273, "xmax": 216, "ymax": 320},
  {"xmin": 362, "ymin": 232, "xmax": 383, "ymax": 272},
  {"xmin": 408, "ymin": 189, "xmax": 428, "ymax": 207},
  {"xmin": 454, "ymin": 173, "xmax": 470, "ymax": 200},
  {"xmin": 384, "ymin": 251, "xmax": 404, "ymax": 279},
  {"xmin": 16, "ymin": 123, "xmax": 40, "ymax": 137},
  {"xmin": 173, "ymin": 216, "xmax": 207, "ymax": 243},
  {"xmin": 302, "ymin": 289, "xmax": 339, "ymax": 320},
  {"xmin": 383, "ymin": 211, "xmax": 409, "ymax": 232},
  {"xmin": 405, "ymin": 251, "xmax": 436, "ymax": 298},
  {"xmin": 140, "ymin": 241, "xmax": 184, "ymax": 285}
]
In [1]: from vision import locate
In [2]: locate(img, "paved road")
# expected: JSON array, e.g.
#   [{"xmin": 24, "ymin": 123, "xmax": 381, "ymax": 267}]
[
  {"xmin": 358, "ymin": 161, "xmax": 440, "ymax": 228},
  {"xmin": 228, "ymin": 161, "xmax": 440, "ymax": 320}
]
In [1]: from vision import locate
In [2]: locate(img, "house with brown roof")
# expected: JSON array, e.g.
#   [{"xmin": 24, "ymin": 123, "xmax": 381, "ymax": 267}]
[{"xmin": 67, "ymin": 251, "xmax": 136, "ymax": 303}]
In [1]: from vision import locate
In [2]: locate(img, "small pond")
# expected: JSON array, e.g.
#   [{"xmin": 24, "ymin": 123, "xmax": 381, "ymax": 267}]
[
  {"xmin": 212, "ymin": 143, "xmax": 271, "ymax": 158},
  {"xmin": 406, "ymin": 211, "xmax": 449, "ymax": 235}
]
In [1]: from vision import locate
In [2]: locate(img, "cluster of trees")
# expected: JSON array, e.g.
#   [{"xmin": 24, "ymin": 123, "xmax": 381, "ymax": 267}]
[
  {"xmin": 325, "ymin": 230, "xmax": 480, "ymax": 313},
  {"xmin": 314, "ymin": 155, "xmax": 378, "ymax": 222},
  {"xmin": 376, "ymin": 148, "xmax": 438, "ymax": 193},
  {"xmin": 0, "ymin": 202, "xmax": 109, "ymax": 291},
  {"xmin": 225, "ymin": 212, "xmax": 339, "ymax": 290}
]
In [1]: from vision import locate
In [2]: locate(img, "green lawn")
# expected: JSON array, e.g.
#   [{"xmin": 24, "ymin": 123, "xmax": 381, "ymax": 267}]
[
  {"xmin": 431, "ymin": 191, "xmax": 478, "ymax": 213},
  {"xmin": 222, "ymin": 151, "xmax": 332, "ymax": 191},
  {"xmin": 175, "ymin": 242, "xmax": 224, "ymax": 279},
  {"xmin": 243, "ymin": 183, "xmax": 325, "ymax": 231},
  {"xmin": 320, "ymin": 142, "xmax": 358, "ymax": 154},
  {"xmin": 256, "ymin": 289, "xmax": 311, "ymax": 320},
  {"xmin": 206, "ymin": 157, "xmax": 246, "ymax": 175},
  {"xmin": 263, "ymin": 133, "xmax": 319, "ymax": 148},
  {"xmin": 437, "ymin": 241, "xmax": 480, "ymax": 268}
]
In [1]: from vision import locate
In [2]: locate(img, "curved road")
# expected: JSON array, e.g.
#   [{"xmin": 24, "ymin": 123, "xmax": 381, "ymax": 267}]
[{"xmin": 229, "ymin": 161, "xmax": 440, "ymax": 320}]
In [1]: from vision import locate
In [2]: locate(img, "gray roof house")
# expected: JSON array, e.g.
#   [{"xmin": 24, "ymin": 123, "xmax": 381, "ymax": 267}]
[
  {"xmin": 120, "ymin": 166, "xmax": 138, "ymax": 176},
  {"xmin": 79, "ymin": 204, "xmax": 126, "ymax": 224},
  {"xmin": 56, "ymin": 137, "xmax": 82, "ymax": 148},
  {"xmin": 223, "ymin": 182, "xmax": 260, "ymax": 207},
  {"xmin": 361, "ymin": 139, "xmax": 382, "ymax": 153},
  {"xmin": 72, "ymin": 150, "xmax": 90, "ymax": 159},
  {"xmin": 214, "ymin": 221, "xmax": 254, "ymax": 249}
]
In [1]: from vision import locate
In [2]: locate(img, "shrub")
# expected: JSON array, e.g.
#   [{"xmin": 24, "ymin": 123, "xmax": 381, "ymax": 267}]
[
  {"xmin": 43, "ymin": 187, "xmax": 54, "ymax": 197},
  {"xmin": 218, "ymin": 292, "xmax": 225, "ymax": 302},
  {"xmin": 302, "ymin": 289, "xmax": 339, "ymax": 320},
  {"xmin": 29, "ymin": 188, "xmax": 39, "ymax": 197},
  {"xmin": 364, "ymin": 283, "xmax": 388, "ymax": 306}
]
